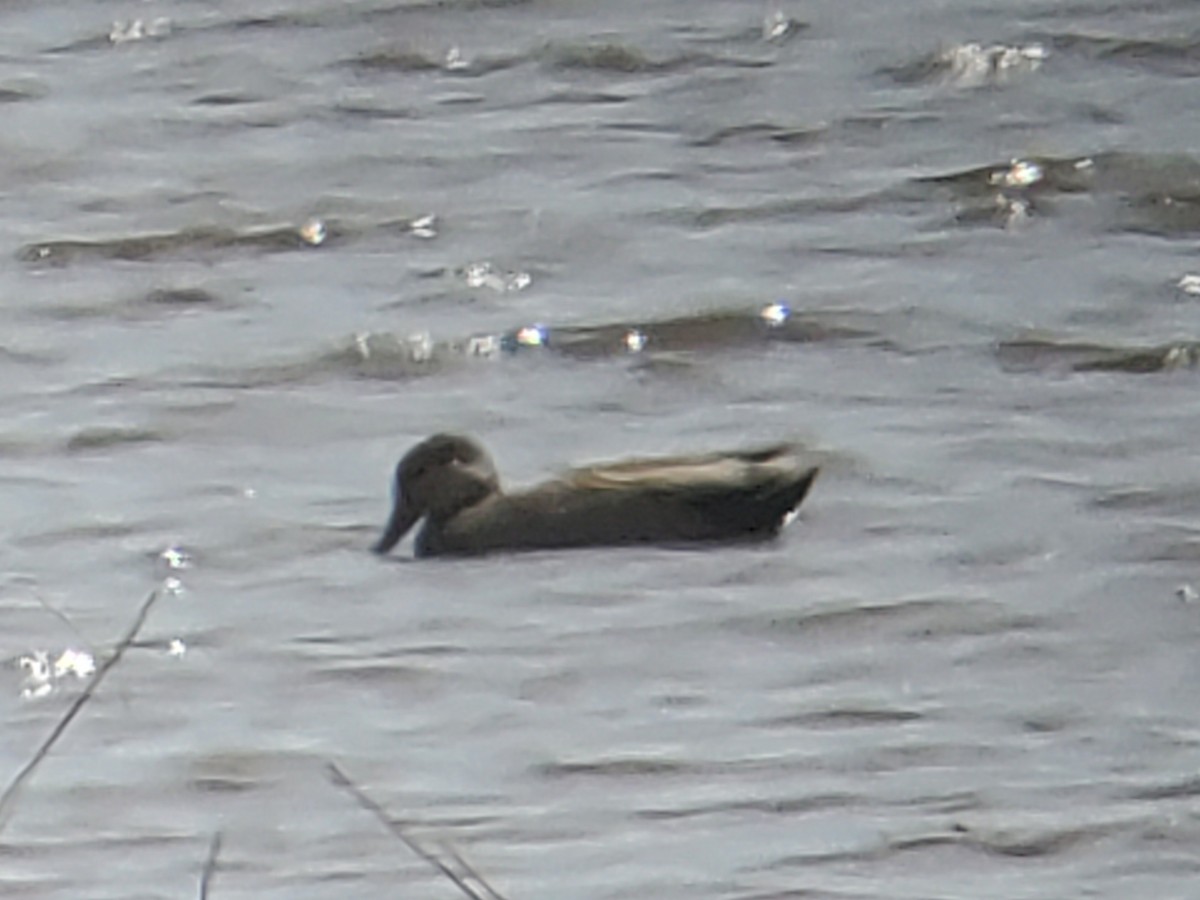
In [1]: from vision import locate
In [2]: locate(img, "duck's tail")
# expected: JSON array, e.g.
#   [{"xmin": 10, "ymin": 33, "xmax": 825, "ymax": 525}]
[{"xmin": 746, "ymin": 462, "xmax": 819, "ymax": 535}]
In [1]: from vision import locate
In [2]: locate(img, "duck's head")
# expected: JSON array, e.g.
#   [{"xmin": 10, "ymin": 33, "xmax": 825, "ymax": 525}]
[{"xmin": 373, "ymin": 433, "xmax": 500, "ymax": 555}]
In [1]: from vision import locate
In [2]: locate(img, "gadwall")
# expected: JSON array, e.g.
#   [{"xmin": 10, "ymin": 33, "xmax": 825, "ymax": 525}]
[{"xmin": 373, "ymin": 434, "xmax": 818, "ymax": 558}]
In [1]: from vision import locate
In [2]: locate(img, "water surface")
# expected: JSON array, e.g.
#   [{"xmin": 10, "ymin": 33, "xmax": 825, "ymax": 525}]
[{"xmin": 2, "ymin": 1, "xmax": 1200, "ymax": 897}]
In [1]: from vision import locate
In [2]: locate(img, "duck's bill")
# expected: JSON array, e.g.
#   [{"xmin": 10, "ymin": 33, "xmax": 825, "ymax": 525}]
[{"xmin": 372, "ymin": 501, "xmax": 421, "ymax": 554}]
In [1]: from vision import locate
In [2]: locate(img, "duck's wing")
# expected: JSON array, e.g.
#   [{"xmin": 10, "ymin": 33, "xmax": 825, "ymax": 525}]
[{"xmin": 563, "ymin": 444, "xmax": 808, "ymax": 493}]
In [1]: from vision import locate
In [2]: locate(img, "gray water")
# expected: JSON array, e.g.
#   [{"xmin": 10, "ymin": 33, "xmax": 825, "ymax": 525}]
[{"xmin": 3, "ymin": 0, "xmax": 1200, "ymax": 897}]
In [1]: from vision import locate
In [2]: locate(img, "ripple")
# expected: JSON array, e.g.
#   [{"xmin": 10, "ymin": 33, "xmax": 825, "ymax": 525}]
[
  {"xmin": 349, "ymin": 47, "xmax": 442, "ymax": 72},
  {"xmin": 883, "ymin": 41, "xmax": 1047, "ymax": 87},
  {"xmin": 951, "ymin": 820, "xmax": 1107, "ymax": 858},
  {"xmin": 1127, "ymin": 775, "xmax": 1200, "ymax": 801},
  {"xmin": 1049, "ymin": 31, "xmax": 1200, "ymax": 77},
  {"xmin": 759, "ymin": 707, "xmax": 925, "ymax": 729},
  {"xmin": 539, "ymin": 40, "xmax": 770, "ymax": 75},
  {"xmin": 65, "ymin": 426, "xmax": 165, "ymax": 453},
  {"xmin": 16, "ymin": 214, "xmax": 433, "ymax": 268},
  {"xmin": 1090, "ymin": 484, "xmax": 1200, "ymax": 515},
  {"xmin": 185, "ymin": 750, "xmax": 284, "ymax": 795},
  {"xmin": 916, "ymin": 151, "xmax": 1200, "ymax": 236},
  {"xmin": 637, "ymin": 792, "xmax": 856, "ymax": 821},
  {"xmin": 996, "ymin": 334, "xmax": 1200, "ymax": 374},
  {"xmin": 193, "ymin": 305, "xmax": 889, "ymax": 388},
  {"xmin": 533, "ymin": 757, "xmax": 693, "ymax": 779},
  {"xmin": 37, "ymin": 287, "xmax": 235, "ymax": 322},
  {"xmin": 17, "ymin": 224, "xmax": 328, "ymax": 267},
  {"xmin": 0, "ymin": 80, "xmax": 47, "ymax": 103},
  {"xmin": 724, "ymin": 595, "xmax": 1043, "ymax": 642},
  {"xmin": 689, "ymin": 122, "xmax": 825, "ymax": 149}
]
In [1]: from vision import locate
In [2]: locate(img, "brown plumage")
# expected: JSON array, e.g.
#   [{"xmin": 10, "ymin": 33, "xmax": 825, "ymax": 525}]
[{"xmin": 373, "ymin": 434, "xmax": 819, "ymax": 558}]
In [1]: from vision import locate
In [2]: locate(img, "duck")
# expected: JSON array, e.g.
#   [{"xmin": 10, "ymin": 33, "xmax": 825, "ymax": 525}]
[{"xmin": 373, "ymin": 433, "xmax": 818, "ymax": 558}]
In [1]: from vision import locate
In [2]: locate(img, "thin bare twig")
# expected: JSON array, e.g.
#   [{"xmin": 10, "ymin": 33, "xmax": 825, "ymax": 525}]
[
  {"xmin": 0, "ymin": 589, "xmax": 161, "ymax": 835},
  {"xmin": 445, "ymin": 842, "xmax": 509, "ymax": 900},
  {"xmin": 325, "ymin": 761, "xmax": 508, "ymax": 900},
  {"xmin": 199, "ymin": 830, "xmax": 222, "ymax": 899}
]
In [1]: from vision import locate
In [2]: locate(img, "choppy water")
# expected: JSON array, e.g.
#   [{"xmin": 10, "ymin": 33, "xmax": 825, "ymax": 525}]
[{"xmin": 3, "ymin": 0, "xmax": 1200, "ymax": 897}]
